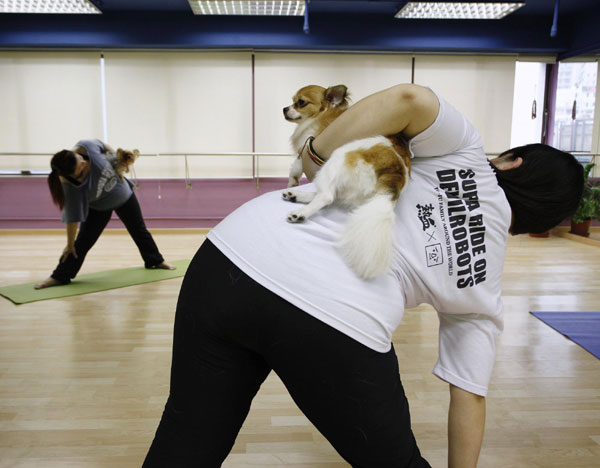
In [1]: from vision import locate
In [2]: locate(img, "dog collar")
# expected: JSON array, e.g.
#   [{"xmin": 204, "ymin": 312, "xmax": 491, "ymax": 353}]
[{"xmin": 306, "ymin": 136, "xmax": 326, "ymax": 167}]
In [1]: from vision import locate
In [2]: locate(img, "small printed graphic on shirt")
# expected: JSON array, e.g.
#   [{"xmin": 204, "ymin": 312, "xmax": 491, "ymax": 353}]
[
  {"xmin": 96, "ymin": 167, "xmax": 118, "ymax": 198},
  {"xmin": 435, "ymin": 168, "xmax": 488, "ymax": 289},
  {"xmin": 425, "ymin": 243, "xmax": 443, "ymax": 267},
  {"xmin": 417, "ymin": 202, "xmax": 442, "ymax": 268}
]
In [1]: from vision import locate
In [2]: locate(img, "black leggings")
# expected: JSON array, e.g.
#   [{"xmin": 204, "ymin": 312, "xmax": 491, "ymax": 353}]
[
  {"xmin": 51, "ymin": 192, "xmax": 164, "ymax": 283},
  {"xmin": 143, "ymin": 240, "xmax": 431, "ymax": 468}
]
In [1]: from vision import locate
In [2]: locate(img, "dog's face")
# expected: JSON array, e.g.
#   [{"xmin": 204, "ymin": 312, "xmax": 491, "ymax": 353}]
[
  {"xmin": 283, "ymin": 85, "xmax": 348, "ymax": 124},
  {"xmin": 117, "ymin": 148, "xmax": 139, "ymax": 164}
]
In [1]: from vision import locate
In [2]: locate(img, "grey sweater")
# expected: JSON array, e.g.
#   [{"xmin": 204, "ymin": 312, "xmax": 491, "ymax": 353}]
[{"xmin": 61, "ymin": 139, "xmax": 133, "ymax": 223}]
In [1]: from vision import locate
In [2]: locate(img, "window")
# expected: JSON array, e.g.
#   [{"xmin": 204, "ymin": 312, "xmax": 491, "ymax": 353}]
[
  {"xmin": 510, "ymin": 61, "xmax": 547, "ymax": 148},
  {"xmin": 552, "ymin": 61, "xmax": 598, "ymax": 154}
]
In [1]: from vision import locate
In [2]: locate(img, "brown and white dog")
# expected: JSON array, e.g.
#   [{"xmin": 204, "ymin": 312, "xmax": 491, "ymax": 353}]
[
  {"xmin": 282, "ymin": 85, "xmax": 411, "ymax": 279},
  {"xmin": 106, "ymin": 148, "xmax": 139, "ymax": 181}
]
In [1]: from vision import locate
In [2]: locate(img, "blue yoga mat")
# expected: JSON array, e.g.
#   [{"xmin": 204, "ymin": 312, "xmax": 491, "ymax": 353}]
[{"xmin": 530, "ymin": 311, "xmax": 600, "ymax": 359}]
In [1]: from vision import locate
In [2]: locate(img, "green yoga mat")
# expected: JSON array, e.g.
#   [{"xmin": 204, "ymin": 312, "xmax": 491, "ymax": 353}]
[{"xmin": 0, "ymin": 259, "xmax": 190, "ymax": 305}]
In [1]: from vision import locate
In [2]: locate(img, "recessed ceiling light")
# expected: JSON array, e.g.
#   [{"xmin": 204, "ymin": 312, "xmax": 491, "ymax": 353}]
[
  {"xmin": 0, "ymin": 0, "xmax": 101, "ymax": 14},
  {"xmin": 395, "ymin": 2, "xmax": 525, "ymax": 20},
  {"xmin": 189, "ymin": 0, "xmax": 305, "ymax": 16}
]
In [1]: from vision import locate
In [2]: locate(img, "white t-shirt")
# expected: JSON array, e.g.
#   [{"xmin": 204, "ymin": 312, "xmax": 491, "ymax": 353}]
[{"xmin": 208, "ymin": 92, "xmax": 511, "ymax": 396}]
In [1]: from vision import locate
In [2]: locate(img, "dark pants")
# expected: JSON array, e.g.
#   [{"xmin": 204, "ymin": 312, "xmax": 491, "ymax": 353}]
[
  {"xmin": 51, "ymin": 192, "xmax": 164, "ymax": 283},
  {"xmin": 142, "ymin": 240, "xmax": 431, "ymax": 468}
]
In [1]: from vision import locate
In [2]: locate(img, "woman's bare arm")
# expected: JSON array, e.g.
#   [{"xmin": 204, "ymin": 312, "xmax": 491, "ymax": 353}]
[{"xmin": 301, "ymin": 84, "xmax": 440, "ymax": 180}]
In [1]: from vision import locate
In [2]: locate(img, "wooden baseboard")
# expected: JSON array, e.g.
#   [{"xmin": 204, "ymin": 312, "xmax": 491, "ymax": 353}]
[
  {"xmin": 0, "ymin": 227, "xmax": 212, "ymax": 235},
  {"xmin": 551, "ymin": 227, "xmax": 600, "ymax": 247},
  {"xmin": 553, "ymin": 225, "xmax": 600, "ymax": 232}
]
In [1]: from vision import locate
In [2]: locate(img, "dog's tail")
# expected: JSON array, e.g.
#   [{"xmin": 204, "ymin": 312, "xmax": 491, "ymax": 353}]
[{"xmin": 339, "ymin": 193, "xmax": 396, "ymax": 280}]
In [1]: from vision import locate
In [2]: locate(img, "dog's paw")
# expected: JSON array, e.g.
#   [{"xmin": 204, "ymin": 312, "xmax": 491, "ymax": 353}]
[
  {"xmin": 287, "ymin": 177, "xmax": 300, "ymax": 188},
  {"xmin": 282, "ymin": 191, "xmax": 297, "ymax": 203},
  {"xmin": 287, "ymin": 211, "xmax": 306, "ymax": 223}
]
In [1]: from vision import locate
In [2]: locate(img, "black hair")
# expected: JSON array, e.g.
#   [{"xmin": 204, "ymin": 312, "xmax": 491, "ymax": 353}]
[
  {"xmin": 48, "ymin": 150, "xmax": 78, "ymax": 209},
  {"xmin": 492, "ymin": 144, "xmax": 584, "ymax": 235}
]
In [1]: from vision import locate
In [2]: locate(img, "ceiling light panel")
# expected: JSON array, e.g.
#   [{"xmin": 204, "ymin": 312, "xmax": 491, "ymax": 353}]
[
  {"xmin": 0, "ymin": 0, "xmax": 101, "ymax": 14},
  {"xmin": 395, "ymin": 2, "xmax": 525, "ymax": 20},
  {"xmin": 190, "ymin": 0, "xmax": 305, "ymax": 16}
]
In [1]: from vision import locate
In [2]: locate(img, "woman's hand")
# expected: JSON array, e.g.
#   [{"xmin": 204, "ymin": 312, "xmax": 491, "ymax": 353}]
[{"xmin": 60, "ymin": 244, "xmax": 78, "ymax": 263}]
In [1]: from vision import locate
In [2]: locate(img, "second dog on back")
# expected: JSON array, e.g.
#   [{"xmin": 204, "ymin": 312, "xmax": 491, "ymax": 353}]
[
  {"xmin": 282, "ymin": 85, "xmax": 411, "ymax": 280},
  {"xmin": 106, "ymin": 148, "xmax": 140, "ymax": 181}
]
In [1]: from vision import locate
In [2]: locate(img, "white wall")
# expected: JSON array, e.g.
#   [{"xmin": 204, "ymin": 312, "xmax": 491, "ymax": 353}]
[
  {"xmin": 254, "ymin": 52, "xmax": 413, "ymax": 176},
  {"xmin": 413, "ymin": 55, "xmax": 516, "ymax": 155},
  {"xmin": 1, "ymin": 51, "xmax": 519, "ymax": 177},
  {"xmin": 104, "ymin": 51, "xmax": 253, "ymax": 178},
  {"xmin": 0, "ymin": 51, "xmax": 102, "ymax": 171}
]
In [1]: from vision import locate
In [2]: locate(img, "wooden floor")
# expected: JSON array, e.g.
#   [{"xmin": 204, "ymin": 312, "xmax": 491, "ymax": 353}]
[{"xmin": 1, "ymin": 229, "xmax": 599, "ymax": 468}]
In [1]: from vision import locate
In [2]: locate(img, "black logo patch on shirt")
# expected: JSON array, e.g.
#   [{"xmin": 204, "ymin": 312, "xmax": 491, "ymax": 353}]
[{"xmin": 416, "ymin": 203, "xmax": 436, "ymax": 231}]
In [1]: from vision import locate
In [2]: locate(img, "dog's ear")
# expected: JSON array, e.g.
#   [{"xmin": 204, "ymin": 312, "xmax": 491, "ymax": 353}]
[{"xmin": 324, "ymin": 85, "xmax": 348, "ymax": 107}]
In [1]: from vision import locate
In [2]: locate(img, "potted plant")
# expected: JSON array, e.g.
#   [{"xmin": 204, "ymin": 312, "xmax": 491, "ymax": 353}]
[{"xmin": 570, "ymin": 163, "xmax": 600, "ymax": 237}]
